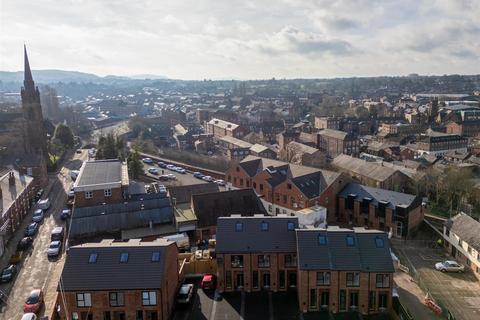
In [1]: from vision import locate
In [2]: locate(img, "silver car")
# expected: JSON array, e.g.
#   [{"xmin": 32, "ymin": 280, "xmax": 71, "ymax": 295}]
[
  {"xmin": 47, "ymin": 241, "xmax": 62, "ymax": 258},
  {"xmin": 435, "ymin": 260, "xmax": 465, "ymax": 273}
]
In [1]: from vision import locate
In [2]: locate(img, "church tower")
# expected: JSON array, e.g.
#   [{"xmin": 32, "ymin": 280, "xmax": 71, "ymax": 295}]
[{"xmin": 21, "ymin": 45, "xmax": 48, "ymax": 157}]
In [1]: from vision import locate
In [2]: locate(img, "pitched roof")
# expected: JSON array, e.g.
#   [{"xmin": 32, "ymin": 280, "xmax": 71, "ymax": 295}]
[
  {"xmin": 287, "ymin": 141, "xmax": 319, "ymax": 155},
  {"xmin": 216, "ymin": 216, "xmax": 299, "ymax": 253},
  {"xmin": 192, "ymin": 189, "xmax": 266, "ymax": 227},
  {"xmin": 338, "ymin": 183, "xmax": 421, "ymax": 210},
  {"xmin": 219, "ymin": 135, "xmax": 253, "ymax": 148},
  {"xmin": 332, "ymin": 154, "xmax": 403, "ymax": 182},
  {"xmin": 250, "ymin": 143, "xmax": 270, "ymax": 154},
  {"xmin": 296, "ymin": 227, "xmax": 394, "ymax": 272},
  {"xmin": 167, "ymin": 183, "xmax": 219, "ymax": 204},
  {"xmin": 319, "ymin": 128, "xmax": 349, "ymax": 140},
  {"xmin": 446, "ymin": 213, "xmax": 480, "ymax": 252},
  {"xmin": 0, "ymin": 170, "xmax": 34, "ymax": 219},
  {"xmin": 208, "ymin": 118, "xmax": 239, "ymax": 130},
  {"xmin": 60, "ymin": 239, "xmax": 175, "ymax": 291},
  {"xmin": 75, "ymin": 160, "xmax": 128, "ymax": 190}
]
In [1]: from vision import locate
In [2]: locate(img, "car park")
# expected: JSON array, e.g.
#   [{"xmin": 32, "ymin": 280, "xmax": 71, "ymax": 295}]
[
  {"xmin": 201, "ymin": 274, "xmax": 216, "ymax": 290},
  {"xmin": 148, "ymin": 168, "xmax": 159, "ymax": 175},
  {"xmin": 158, "ymin": 174, "xmax": 170, "ymax": 181},
  {"xmin": 21, "ymin": 313, "xmax": 38, "ymax": 320},
  {"xmin": 166, "ymin": 164, "xmax": 176, "ymax": 170},
  {"xmin": 18, "ymin": 237, "xmax": 33, "ymax": 250},
  {"xmin": 32, "ymin": 209, "xmax": 44, "ymax": 223},
  {"xmin": 0, "ymin": 264, "xmax": 17, "ymax": 283},
  {"xmin": 177, "ymin": 283, "xmax": 194, "ymax": 304},
  {"xmin": 37, "ymin": 198, "xmax": 50, "ymax": 210},
  {"xmin": 166, "ymin": 174, "xmax": 176, "ymax": 180},
  {"xmin": 158, "ymin": 184, "xmax": 167, "ymax": 193},
  {"xmin": 202, "ymin": 176, "xmax": 213, "ymax": 182},
  {"xmin": 435, "ymin": 260, "xmax": 465, "ymax": 273},
  {"xmin": 60, "ymin": 209, "xmax": 71, "ymax": 221},
  {"xmin": 24, "ymin": 289, "xmax": 43, "ymax": 313},
  {"xmin": 24, "ymin": 223, "xmax": 38, "ymax": 237},
  {"xmin": 158, "ymin": 161, "xmax": 167, "ymax": 168},
  {"xmin": 193, "ymin": 172, "xmax": 204, "ymax": 179},
  {"xmin": 47, "ymin": 241, "xmax": 62, "ymax": 258},
  {"xmin": 142, "ymin": 157, "xmax": 153, "ymax": 164},
  {"xmin": 175, "ymin": 167, "xmax": 186, "ymax": 174},
  {"xmin": 51, "ymin": 226, "xmax": 65, "ymax": 241},
  {"xmin": 215, "ymin": 179, "xmax": 226, "ymax": 186}
]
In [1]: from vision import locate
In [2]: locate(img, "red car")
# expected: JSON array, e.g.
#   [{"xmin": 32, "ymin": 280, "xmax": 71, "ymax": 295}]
[
  {"xmin": 24, "ymin": 289, "xmax": 43, "ymax": 313},
  {"xmin": 201, "ymin": 274, "xmax": 216, "ymax": 290}
]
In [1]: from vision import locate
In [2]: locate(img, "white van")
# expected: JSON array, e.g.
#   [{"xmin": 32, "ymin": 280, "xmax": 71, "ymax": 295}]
[{"xmin": 38, "ymin": 198, "xmax": 51, "ymax": 210}]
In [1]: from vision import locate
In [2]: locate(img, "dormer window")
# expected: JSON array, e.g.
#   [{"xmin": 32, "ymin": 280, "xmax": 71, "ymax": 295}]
[
  {"xmin": 88, "ymin": 253, "xmax": 97, "ymax": 263},
  {"xmin": 375, "ymin": 237, "xmax": 384, "ymax": 248},
  {"xmin": 120, "ymin": 252, "xmax": 129, "ymax": 263},
  {"xmin": 346, "ymin": 235, "xmax": 355, "ymax": 247},
  {"xmin": 151, "ymin": 252, "xmax": 160, "ymax": 262},
  {"xmin": 287, "ymin": 221, "xmax": 295, "ymax": 231},
  {"xmin": 235, "ymin": 222, "xmax": 243, "ymax": 232},
  {"xmin": 261, "ymin": 221, "xmax": 269, "ymax": 231},
  {"xmin": 318, "ymin": 234, "xmax": 327, "ymax": 245}
]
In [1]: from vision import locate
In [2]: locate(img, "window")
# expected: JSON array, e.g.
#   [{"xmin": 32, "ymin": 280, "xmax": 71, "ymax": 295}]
[
  {"xmin": 252, "ymin": 271, "xmax": 259, "ymax": 289},
  {"xmin": 235, "ymin": 222, "xmax": 243, "ymax": 232},
  {"xmin": 146, "ymin": 311, "xmax": 158, "ymax": 320},
  {"xmin": 287, "ymin": 221, "xmax": 295, "ymax": 231},
  {"xmin": 268, "ymin": 205, "xmax": 272, "ymax": 212},
  {"xmin": 284, "ymin": 254, "xmax": 297, "ymax": 267},
  {"xmin": 318, "ymin": 234, "xmax": 327, "ymax": 245},
  {"xmin": 88, "ymin": 253, "xmax": 97, "ymax": 263},
  {"xmin": 375, "ymin": 237, "xmax": 384, "ymax": 248},
  {"xmin": 445, "ymin": 228, "xmax": 450, "ymax": 237},
  {"xmin": 120, "ymin": 253, "xmax": 129, "ymax": 263},
  {"xmin": 258, "ymin": 255, "xmax": 270, "ymax": 268},
  {"xmin": 85, "ymin": 191, "xmax": 93, "ymax": 199},
  {"xmin": 259, "ymin": 184, "xmax": 264, "ymax": 191},
  {"xmin": 142, "ymin": 291, "xmax": 157, "ymax": 306},
  {"xmin": 346, "ymin": 272, "xmax": 360, "ymax": 287},
  {"xmin": 136, "ymin": 311, "xmax": 144, "ymax": 320},
  {"xmin": 346, "ymin": 235, "xmax": 355, "ymax": 247},
  {"xmin": 376, "ymin": 274, "xmax": 390, "ymax": 288},
  {"xmin": 310, "ymin": 289, "xmax": 317, "ymax": 308},
  {"xmin": 151, "ymin": 252, "xmax": 160, "ymax": 262},
  {"xmin": 109, "ymin": 292, "xmax": 124, "ymax": 306},
  {"xmin": 104, "ymin": 189, "xmax": 112, "ymax": 197},
  {"xmin": 76, "ymin": 293, "xmax": 92, "ymax": 307},
  {"xmin": 287, "ymin": 183, "xmax": 292, "ymax": 189},
  {"xmin": 253, "ymin": 182, "xmax": 257, "ymax": 188},
  {"xmin": 316, "ymin": 272, "xmax": 330, "ymax": 286},
  {"xmin": 261, "ymin": 221, "xmax": 269, "ymax": 231},
  {"xmin": 283, "ymin": 195, "xmax": 287, "ymax": 204},
  {"xmin": 231, "ymin": 255, "xmax": 244, "ymax": 268},
  {"xmin": 226, "ymin": 271, "xmax": 232, "ymax": 288}
]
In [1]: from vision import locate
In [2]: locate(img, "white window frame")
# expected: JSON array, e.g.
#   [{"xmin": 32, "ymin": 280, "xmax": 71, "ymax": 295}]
[
  {"xmin": 104, "ymin": 188, "xmax": 112, "ymax": 197},
  {"xmin": 76, "ymin": 292, "xmax": 92, "ymax": 307},
  {"xmin": 142, "ymin": 291, "xmax": 157, "ymax": 306},
  {"xmin": 85, "ymin": 191, "xmax": 93, "ymax": 199}
]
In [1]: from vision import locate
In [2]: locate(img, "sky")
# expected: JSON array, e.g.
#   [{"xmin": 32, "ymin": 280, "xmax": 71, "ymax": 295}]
[{"xmin": 1, "ymin": 0, "xmax": 479, "ymax": 80}]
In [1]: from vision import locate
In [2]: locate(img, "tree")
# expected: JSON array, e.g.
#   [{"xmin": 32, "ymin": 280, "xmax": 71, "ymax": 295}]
[
  {"xmin": 54, "ymin": 123, "xmax": 75, "ymax": 148},
  {"xmin": 127, "ymin": 150, "xmax": 143, "ymax": 179},
  {"xmin": 96, "ymin": 133, "xmax": 118, "ymax": 159}
]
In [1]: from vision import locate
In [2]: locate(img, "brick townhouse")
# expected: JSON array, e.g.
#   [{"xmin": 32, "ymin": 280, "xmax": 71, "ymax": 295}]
[
  {"xmin": 443, "ymin": 213, "xmax": 480, "ymax": 280},
  {"xmin": 316, "ymin": 129, "xmax": 360, "ymax": 158},
  {"xmin": 73, "ymin": 160, "xmax": 130, "ymax": 208},
  {"xmin": 0, "ymin": 169, "xmax": 35, "ymax": 257},
  {"xmin": 56, "ymin": 239, "xmax": 180, "ymax": 320},
  {"xmin": 206, "ymin": 118, "xmax": 249, "ymax": 139},
  {"xmin": 216, "ymin": 215, "xmax": 299, "ymax": 292},
  {"xmin": 225, "ymin": 156, "xmax": 349, "ymax": 221},
  {"xmin": 337, "ymin": 183, "xmax": 424, "ymax": 238},
  {"xmin": 296, "ymin": 227, "xmax": 394, "ymax": 315}
]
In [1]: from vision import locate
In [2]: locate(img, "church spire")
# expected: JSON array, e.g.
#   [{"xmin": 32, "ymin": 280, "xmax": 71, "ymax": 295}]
[{"xmin": 23, "ymin": 45, "xmax": 35, "ymax": 92}]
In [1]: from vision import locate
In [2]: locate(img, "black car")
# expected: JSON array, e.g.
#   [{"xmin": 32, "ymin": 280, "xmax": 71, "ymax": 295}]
[
  {"xmin": 34, "ymin": 189, "xmax": 44, "ymax": 201},
  {"xmin": 1, "ymin": 265, "xmax": 17, "ymax": 283},
  {"xmin": 24, "ymin": 223, "xmax": 38, "ymax": 237},
  {"xmin": 17, "ymin": 237, "xmax": 33, "ymax": 250},
  {"xmin": 157, "ymin": 161, "xmax": 167, "ymax": 168}
]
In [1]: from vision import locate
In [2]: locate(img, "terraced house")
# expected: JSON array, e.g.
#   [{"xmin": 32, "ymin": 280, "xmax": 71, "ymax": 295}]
[{"xmin": 56, "ymin": 239, "xmax": 180, "ymax": 320}]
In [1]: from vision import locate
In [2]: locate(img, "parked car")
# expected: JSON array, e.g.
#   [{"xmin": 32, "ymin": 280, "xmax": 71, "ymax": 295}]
[
  {"xmin": 51, "ymin": 227, "xmax": 65, "ymax": 241},
  {"xmin": 0, "ymin": 264, "xmax": 17, "ymax": 283},
  {"xmin": 148, "ymin": 168, "xmax": 159, "ymax": 175},
  {"xmin": 60, "ymin": 209, "xmax": 71, "ymax": 221},
  {"xmin": 17, "ymin": 237, "xmax": 33, "ymax": 250},
  {"xmin": 47, "ymin": 241, "xmax": 62, "ymax": 258},
  {"xmin": 166, "ymin": 174, "xmax": 176, "ymax": 180},
  {"xmin": 193, "ymin": 172, "xmax": 204, "ymax": 179},
  {"xmin": 175, "ymin": 167, "xmax": 186, "ymax": 174},
  {"xmin": 32, "ymin": 209, "xmax": 44, "ymax": 223},
  {"xmin": 9, "ymin": 251, "xmax": 24, "ymax": 264},
  {"xmin": 215, "ymin": 179, "xmax": 226, "ymax": 186},
  {"xmin": 159, "ymin": 175, "xmax": 170, "ymax": 181},
  {"xmin": 34, "ymin": 189, "xmax": 44, "ymax": 202},
  {"xmin": 21, "ymin": 313, "xmax": 38, "ymax": 320},
  {"xmin": 76, "ymin": 149, "xmax": 82, "ymax": 154},
  {"xmin": 201, "ymin": 274, "xmax": 216, "ymax": 290},
  {"xmin": 435, "ymin": 260, "xmax": 465, "ymax": 273},
  {"xmin": 70, "ymin": 170, "xmax": 80, "ymax": 180},
  {"xmin": 157, "ymin": 161, "xmax": 167, "ymax": 168},
  {"xmin": 68, "ymin": 190, "xmax": 74, "ymax": 198},
  {"xmin": 23, "ymin": 289, "xmax": 43, "ymax": 313},
  {"xmin": 177, "ymin": 283, "xmax": 194, "ymax": 304},
  {"xmin": 37, "ymin": 198, "xmax": 50, "ymax": 210},
  {"xmin": 202, "ymin": 176, "xmax": 213, "ymax": 182},
  {"xmin": 142, "ymin": 157, "xmax": 153, "ymax": 164},
  {"xmin": 166, "ymin": 164, "xmax": 176, "ymax": 170},
  {"xmin": 24, "ymin": 223, "xmax": 38, "ymax": 237}
]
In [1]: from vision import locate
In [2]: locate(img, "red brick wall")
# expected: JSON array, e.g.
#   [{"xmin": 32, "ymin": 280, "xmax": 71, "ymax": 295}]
[{"xmin": 74, "ymin": 187, "xmax": 124, "ymax": 208}]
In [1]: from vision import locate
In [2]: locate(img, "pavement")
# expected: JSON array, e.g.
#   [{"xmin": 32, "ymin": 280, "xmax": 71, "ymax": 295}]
[
  {"xmin": 0, "ymin": 149, "xmax": 87, "ymax": 319},
  {"xmin": 172, "ymin": 277, "xmax": 299, "ymax": 320},
  {"xmin": 398, "ymin": 245, "xmax": 480, "ymax": 320}
]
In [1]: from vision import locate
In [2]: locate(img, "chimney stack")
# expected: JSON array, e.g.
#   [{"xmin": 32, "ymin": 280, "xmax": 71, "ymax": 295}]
[{"xmin": 8, "ymin": 172, "xmax": 15, "ymax": 186}]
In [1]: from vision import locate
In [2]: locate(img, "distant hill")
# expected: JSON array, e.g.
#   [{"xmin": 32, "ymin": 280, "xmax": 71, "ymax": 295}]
[{"xmin": 0, "ymin": 69, "xmax": 168, "ymax": 84}]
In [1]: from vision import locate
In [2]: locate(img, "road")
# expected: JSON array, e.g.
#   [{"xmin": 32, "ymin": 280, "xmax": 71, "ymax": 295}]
[{"xmin": 0, "ymin": 150, "xmax": 87, "ymax": 320}]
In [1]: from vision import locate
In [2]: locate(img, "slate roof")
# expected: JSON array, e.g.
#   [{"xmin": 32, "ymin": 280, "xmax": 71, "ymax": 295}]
[
  {"xmin": 60, "ymin": 239, "xmax": 174, "ymax": 291},
  {"xmin": 216, "ymin": 216, "xmax": 299, "ymax": 253},
  {"xmin": 208, "ymin": 118, "xmax": 239, "ymax": 130},
  {"xmin": 446, "ymin": 213, "xmax": 480, "ymax": 252},
  {"xmin": 332, "ymin": 154, "xmax": 404, "ymax": 182},
  {"xmin": 296, "ymin": 227, "xmax": 394, "ymax": 272},
  {"xmin": 287, "ymin": 141, "xmax": 319, "ymax": 155},
  {"xmin": 250, "ymin": 143, "xmax": 270, "ymax": 154},
  {"xmin": 220, "ymin": 136, "xmax": 253, "ymax": 148},
  {"xmin": 167, "ymin": 183, "xmax": 219, "ymax": 204},
  {"xmin": 192, "ymin": 189, "xmax": 266, "ymax": 228},
  {"xmin": 319, "ymin": 129, "xmax": 349, "ymax": 140},
  {"xmin": 0, "ymin": 170, "xmax": 34, "ymax": 218}
]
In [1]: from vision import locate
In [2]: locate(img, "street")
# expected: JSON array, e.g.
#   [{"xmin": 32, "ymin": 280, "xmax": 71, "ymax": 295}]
[{"xmin": 0, "ymin": 150, "xmax": 87, "ymax": 320}]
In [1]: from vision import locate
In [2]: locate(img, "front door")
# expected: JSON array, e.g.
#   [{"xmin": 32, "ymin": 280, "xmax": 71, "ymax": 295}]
[
  {"xmin": 262, "ymin": 272, "xmax": 271, "ymax": 288},
  {"xmin": 236, "ymin": 273, "xmax": 244, "ymax": 289},
  {"xmin": 288, "ymin": 271, "xmax": 297, "ymax": 288}
]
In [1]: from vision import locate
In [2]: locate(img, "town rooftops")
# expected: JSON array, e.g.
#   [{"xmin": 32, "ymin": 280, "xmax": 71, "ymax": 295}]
[
  {"xmin": 250, "ymin": 143, "xmax": 270, "ymax": 154},
  {"xmin": 208, "ymin": 118, "xmax": 239, "ymax": 130},
  {"xmin": 318, "ymin": 128, "xmax": 349, "ymax": 140},
  {"xmin": 332, "ymin": 154, "xmax": 405, "ymax": 182},
  {"xmin": 287, "ymin": 141, "xmax": 319, "ymax": 155},
  {"xmin": 60, "ymin": 239, "xmax": 175, "ymax": 291},
  {"xmin": 0, "ymin": 169, "xmax": 33, "ymax": 217},
  {"xmin": 219, "ymin": 135, "xmax": 252, "ymax": 148},
  {"xmin": 296, "ymin": 227, "xmax": 394, "ymax": 272},
  {"xmin": 74, "ymin": 159, "xmax": 129, "ymax": 191},
  {"xmin": 216, "ymin": 215, "xmax": 299, "ymax": 253},
  {"xmin": 445, "ymin": 213, "xmax": 480, "ymax": 252},
  {"xmin": 338, "ymin": 183, "xmax": 421, "ymax": 210},
  {"xmin": 167, "ymin": 183, "xmax": 219, "ymax": 204}
]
